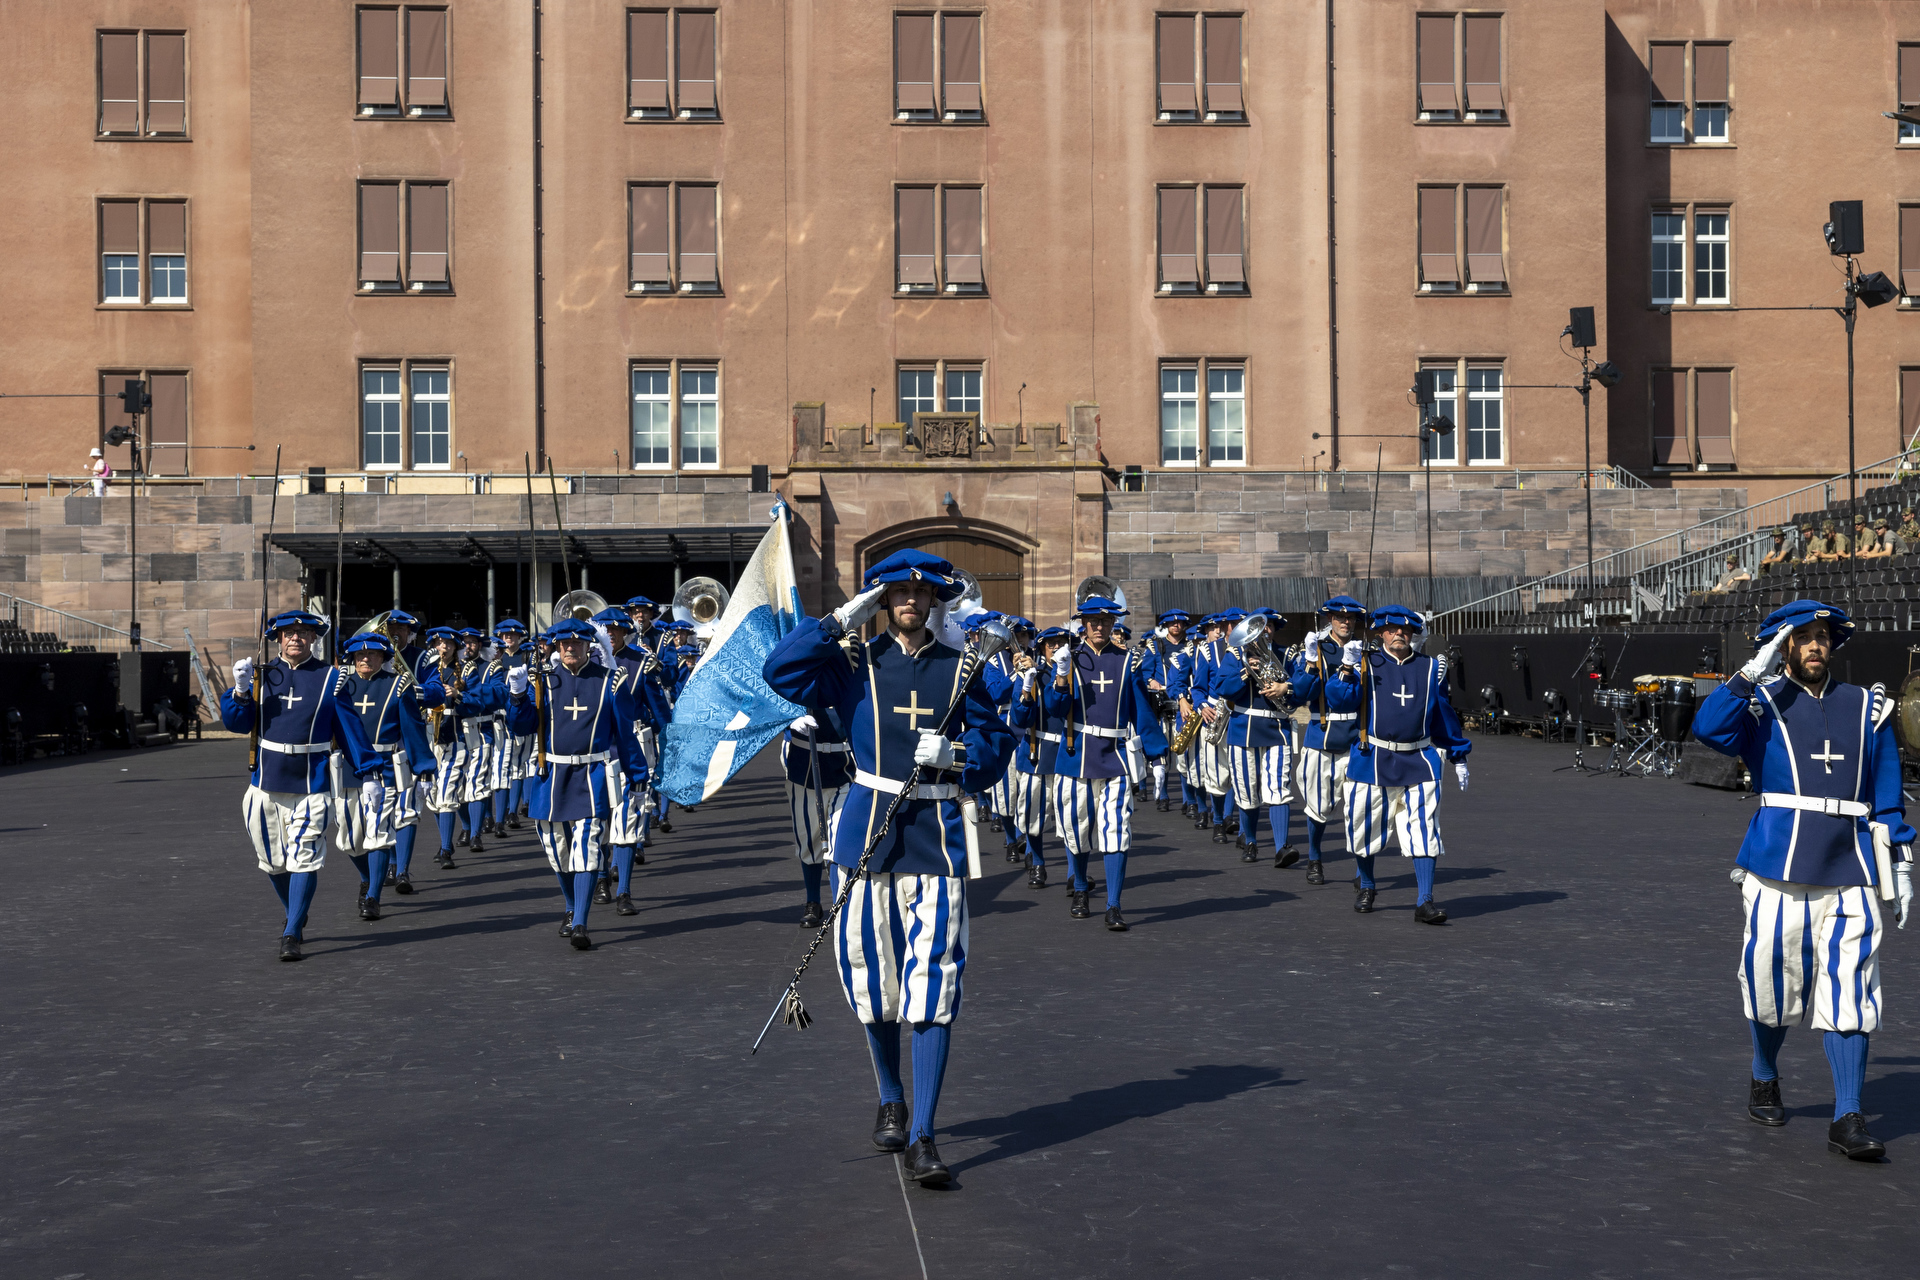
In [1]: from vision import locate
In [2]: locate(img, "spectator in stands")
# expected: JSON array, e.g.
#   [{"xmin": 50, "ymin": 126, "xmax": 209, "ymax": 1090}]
[
  {"xmin": 1852, "ymin": 513, "xmax": 1872, "ymax": 558},
  {"xmin": 1861, "ymin": 518, "xmax": 1895, "ymax": 561},
  {"xmin": 1899, "ymin": 509, "xmax": 1920, "ymax": 546},
  {"xmin": 1806, "ymin": 520, "xmax": 1846, "ymax": 563},
  {"xmin": 87, "ymin": 448, "xmax": 111, "ymax": 498},
  {"xmin": 1758, "ymin": 528, "xmax": 1793, "ymax": 576},
  {"xmin": 1708, "ymin": 555, "xmax": 1753, "ymax": 593}
]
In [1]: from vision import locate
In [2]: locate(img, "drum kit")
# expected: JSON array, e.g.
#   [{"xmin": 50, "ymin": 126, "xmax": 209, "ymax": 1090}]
[{"xmin": 1593, "ymin": 676, "xmax": 1698, "ymax": 776}]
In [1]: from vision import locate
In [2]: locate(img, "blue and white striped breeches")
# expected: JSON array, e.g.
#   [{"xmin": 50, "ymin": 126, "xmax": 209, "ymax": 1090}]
[
  {"xmin": 425, "ymin": 735, "xmax": 469, "ymax": 813},
  {"xmin": 242, "ymin": 786, "xmax": 332, "ymax": 874},
  {"xmin": 1010, "ymin": 768, "xmax": 1050, "ymax": 837},
  {"xmin": 1296, "ymin": 748, "xmax": 1349, "ymax": 824},
  {"xmin": 1343, "ymin": 779, "xmax": 1445, "ymax": 859},
  {"xmin": 1740, "ymin": 873, "xmax": 1883, "ymax": 1033},
  {"xmin": 834, "ymin": 869, "xmax": 968, "ymax": 1026},
  {"xmin": 787, "ymin": 779, "xmax": 848, "ymax": 866},
  {"xmin": 607, "ymin": 761, "xmax": 646, "ymax": 846},
  {"xmin": 1051, "ymin": 775, "xmax": 1132, "ymax": 856},
  {"xmin": 1227, "ymin": 742, "xmax": 1292, "ymax": 809},
  {"xmin": 462, "ymin": 722, "xmax": 494, "ymax": 804},
  {"xmin": 503, "ymin": 732, "xmax": 534, "ymax": 783},
  {"xmin": 537, "ymin": 816, "xmax": 608, "ymax": 874},
  {"xmin": 1197, "ymin": 738, "xmax": 1230, "ymax": 797}
]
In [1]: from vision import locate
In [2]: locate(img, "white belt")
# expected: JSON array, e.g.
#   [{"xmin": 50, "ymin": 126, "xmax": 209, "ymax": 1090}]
[
  {"xmin": 1370, "ymin": 736, "xmax": 1432, "ymax": 752},
  {"xmin": 1038, "ymin": 732, "xmax": 1062, "ymax": 744},
  {"xmin": 1761, "ymin": 793, "xmax": 1869, "ymax": 818},
  {"xmin": 547, "ymin": 750, "xmax": 612, "ymax": 766},
  {"xmin": 1321, "ymin": 712, "xmax": 1358, "ymax": 722},
  {"xmin": 1236, "ymin": 708, "xmax": 1282, "ymax": 719},
  {"xmin": 260, "ymin": 740, "xmax": 330, "ymax": 755},
  {"xmin": 855, "ymin": 769, "xmax": 959, "ymax": 801},
  {"xmin": 1071, "ymin": 722, "xmax": 1125, "ymax": 740},
  {"xmin": 370, "ymin": 742, "xmax": 399, "ymax": 753},
  {"xmin": 792, "ymin": 736, "xmax": 851, "ymax": 754}
]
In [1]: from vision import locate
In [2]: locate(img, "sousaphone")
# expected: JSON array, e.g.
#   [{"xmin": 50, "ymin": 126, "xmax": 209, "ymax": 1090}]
[
  {"xmin": 673, "ymin": 576, "xmax": 731, "ymax": 639},
  {"xmin": 554, "ymin": 589, "xmax": 609, "ymax": 623}
]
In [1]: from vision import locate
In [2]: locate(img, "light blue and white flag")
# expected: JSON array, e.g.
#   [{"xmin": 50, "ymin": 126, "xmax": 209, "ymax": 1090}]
[{"xmin": 658, "ymin": 501, "xmax": 806, "ymax": 803}]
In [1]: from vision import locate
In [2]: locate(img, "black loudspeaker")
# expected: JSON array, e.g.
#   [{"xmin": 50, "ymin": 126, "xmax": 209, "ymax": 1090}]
[
  {"xmin": 1414, "ymin": 369, "xmax": 1440, "ymax": 405},
  {"xmin": 1672, "ymin": 745, "xmax": 1745, "ymax": 791},
  {"xmin": 1568, "ymin": 306, "xmax": 1597, "ymax": 349},
  {"xmin": 1826, "ymin": 200, "xmax": 1864, "ymax": 255},
  {"xmin": 750, "ymin": 463, "xmax": 770, "ymax": 492}
]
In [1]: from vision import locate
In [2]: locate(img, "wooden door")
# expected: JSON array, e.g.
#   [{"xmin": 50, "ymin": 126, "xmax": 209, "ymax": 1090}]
[{"xmin": 870, "ymin": 534, "xmax": 1023, "ymax": 615}]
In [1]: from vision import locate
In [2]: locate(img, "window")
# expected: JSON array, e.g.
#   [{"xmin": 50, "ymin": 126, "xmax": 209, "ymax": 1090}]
[
  {"xmin": 1418, "ymin": 185, "xmax": 1507, "ymax": 294},
  {"xmin": 362, "ymin": 367, "xmax": 404, "ymax": 468},
  {"xmin": 1157, "ymin": 13, "xmax": 1243, "ymax": 123},
  {"xmin": 358, "ymin": 181, "xmax": 452, "ymax": 292},
  {"xmin": 358, "ymin": 7, "xmax": 450, "ymax": 117},
  {"xmin": 101, "ymin": 369, "xmax": 190, "ymax": 476},
  {"xmin": 1651, "ymin": 367, "xmax": 1736, "ymax": 470},
  {"xmin": 1902, "ymin": 369, "xmax": 1920, "ymax": 450},
  {"xmin": 629, "ymin": 8, "xmax": 719, "ymax": 120},
  {"xmin": 1160, "ymin": 359, "xmax": 1247, "ymax": 466},
  {"xmin": 1161, "ymin": 366, "xmax": 1200, "ymax": 465},
  {"xmin": 1207, "ymin": 365, "xmax": 1245, "ymax": 463},
  {"xmin": 97, "ymin": 30, "xmax": 187, "ymax": 137},
  {"xmin": 1419, "ymin": 361, "xmax": 1505, "ymax": 464},
  {"xmin": 894, "ymin": 360, "xmax": 984, "ymax": 425},
  {"xmin": 98, "ymin": 199, "xmax": 189, "ymax": 306},
  {"xmin": 1901, "ymin": 46, "xmax": 1920, "ymax": 143},
  {"xmin": 1650, "ymin": 204, "xmax": 1730, "ymax": 306},
  {"xmin": 895, "ymin": 12, "xmax": 983, "ymax": 122},
  {"xmin": 899, "ymin": 367, "xmax": 938, "ymax": 422},
  {"xmin": 1648, "ymin": 41, "xmax": 1731, "ymax": 144},
  {"xmin": 1901, "ymin": 206, "xmax": 1920, "ymax": 303},
  {"xmin": 1419, "ymin": 363, "xmax": 1458, "ymax": 462},
  {"xmin": 1418, "ymin": 187, "xmax": 1457, "ymax": 290},
  {"xmin": 361, "ymin": 361, "xmax": 453, "ymax": 470},
  {"xmin": 1417, "ymin": 13, "xmax": 1504, "ymax": 122},
  {"xmin": 1157, "ymin": 186, "xmax": 1245, "ymax": 294},
  {"xmin": 1465, "ymin": 365, "xmax": 1504, "ymax": 462},
  {"xmin": 945, "ymin": 366, "xmax": 982, "ymax": 413},
  {"xmin": 895, "ymin": 185, "xmax": 985, "ymax": 293},
  {"xmin": 680, "ymin": 366, "xmax": 720, "ymax": 467},
  {"xmin": 628, "ymin": 183, "xmax": 721, "ymax": 293},
  {"xmin": 410, "ymin": 367, "xmax": 451, "ymax": 467},
  {"xmin": 631, "ymin": 367, "xmax": 673, "ymax": 466}
]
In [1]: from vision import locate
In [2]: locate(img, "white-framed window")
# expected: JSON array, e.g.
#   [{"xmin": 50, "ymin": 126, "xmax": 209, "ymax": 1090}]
[
  {"xmin": 898, "ymin": 367, "xmax": 937, "ymax": 422},
  {"xmin": 630, "ymin": 366, "xmax": 672, "ymax": 467},
  {"xmin": 410, "ymin": 366, "xmax": 451, "ymax": 467},
  {"xmin": 1904, "ymin": 118, "xmax": 1920, "ymax": 145},
  {"xmin": 1694, "ymin": 101, "xmax": 1727, "ymax": 142},
  {"xmin": 1465, "ymin": 365, "xmax": 1504, "ymax": 463},
  {"xmin": 1207, "ymin": 365, "xmax": 1244, "ymax": 464},
  {"xmin": 944, "ymin": 366, "xmax": 982, "ymax": 414},
  {"xmin": 104, "ymin": 253, "xmax": 140, "ymax": 303},
  {"xmin": 150, "ymin": 253, "xmax": 187, "ymax": 302},
  {"xmin": 679, "ymin": 365, "xmax": 719, "ymax": 467},
  {"xmin": 1160, "ymin": 366, "xmax": 1199, "ymax": 466},
  {"xmin": 361, "ymin": 367, "xmax": 403, "ymax": 468},
  {"xmin": 1650, "ymin": 101, "xmax": 1685, "ymax": 144},
  {"xmin": 1420, "ymin": 363, "xmax": 1459, "ymax": 463},
  {"xmin": 1694, "ymin": 211, "xmax": 1729, "ymax": 304},
  {"xmin": 1651, "ymin": 211, "xmax": 1686, "ymax": 304}
]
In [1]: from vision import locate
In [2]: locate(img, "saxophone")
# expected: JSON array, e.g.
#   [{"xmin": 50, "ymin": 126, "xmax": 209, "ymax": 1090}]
[{"xmin": 426, "ymin": 649, "xmax": 466, "ymax": 740}]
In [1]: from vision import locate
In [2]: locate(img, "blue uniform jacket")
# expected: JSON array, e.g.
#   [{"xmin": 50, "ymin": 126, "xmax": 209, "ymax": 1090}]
[
  {"xmin": 763, "ymin": 618, "xmax": 1016, "ymax": 877},
  {"xmin": 220, "ymin": 657, "xmax": 384, "ymax": 792},
  {"xmin": 782, "ymin": 708, "xmax": 854, "ymax": 788},
  {"xmin": 503, "ymin": 661, "xmax": 649, "ymax": 822},
  {"xmin": 1209, "ymin": 645, "xmax": 1300, "ymax": 749},
  {"xmin": 1291, "ymin": 637, "xmax": 1360, "ymax": 754},
  {"xmin": 1693, "ymin": 672, "xmax": 1915, "ymax": 887},
  {"xmin": 1007, "ymin": 668, "xmax": 1066, "ymax": 774},
  {"xmin": 336, "ymin": 667, "xmax": 438, "ymax": 784},
  {"xmin": 1044, "ymin": 643, "xmax": 1170, "ymax": 780},
  {"xmin": 1324, "ymin": 650, "xmax": 1471, "ymax": 788}
]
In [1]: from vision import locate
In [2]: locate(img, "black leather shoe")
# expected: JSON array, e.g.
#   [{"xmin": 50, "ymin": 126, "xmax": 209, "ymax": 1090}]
[
  {"xmin": 1027, "ymin": 866, "xmax": 1047, "ymax": 889},
  {"xmin": 616, "ymin": 893, "xmax": 639, "ymax": 916},
  {"xmin": 656, "ymin": 819, "xmax": 673, "ymax": 833},
  {"xmin": 1746, "ymin": 1078, "xmax": 1786, "ymax": 1127},
  {"xmin": 1354, "ymin": 885, "xmax": 1377, "ymax": 914},
  {"xmin": 1196, "ymin": 812, "xmax": 1212, "ymax": 830},
  {"xmin": 481, "ymin": 816, "xmax": 496, "ymax": 836},
  {"xmin": 1070, "ymin": 891, "xmax": 1091, "ymax": 919},
  {"xmin": 633, "ymin": 849, "xmax": 646, "ymax": 865},
  {"xmin": 801, "ymin": 901, "xmax": 824, "ymax": 928},
  {"xmin": 872, "ymin": 1102, "xmax": 910, "ymax": 1152},
  {"xmin": 1414, "ymin": 900, "xmax": 1449, "ymax": 925},
  {"xmin": 1240, "ymin": 845, "xmax": 1258, "ymax": 862},
  {"xmin": 570, "ymin": 927, "xmax": 592, "ymax": 951},
  {"xmin": 990, "ymin": 818, "xmax": 1002, "ymax": 833},
  {"xmin": 1274, "ymin": 845, "xmax": 1302, "ymax": 870},
  {"xmin": 903, "ymin": 1137, "xmax": 951, "ymax": 1185},
  {"xmin": 505, "ymin": 813, "xmax": 521, "ymax": 830},
  {"xmin": 1005, "ymin": 845, "xmax": 1021, "ymax": 863},
  {"xmin": 1157, "ymin": 797, "xmax": 1171, "ymax": 812},
  {"xmin": 456, "ymin": 831, "xmax": 469, "ymax": 848},
  {"xmin": 468, "ymin": 837, "xmax": 485, "ymax": 855},
  {"xmin": 559, "ymin": 918, "xmax": 574, "ymax": 937},
  {"xmin": 1104, "ymin": 906, "xmax": 1129, "ymax": 932},
  {"xmin": 359, "ymin": 897, "xmax": 381, "ymax": 922},
  {"xmin": 593, "ymin": 879, "xmax": 613, "ymax": 905},
  {"xmin": 279, "ymin": 935, "xmax": 303, "ymax": 961},
  {"xmin": 440, "ymin": 851, "xmax": 458, "ymax": 870},
  {"xmin": 383, "ymin": 865, "xmax": 397, "ymax": 886},
  {"xmin": 394, "ymin": 873, "xmax": 415, "ymax": 895},
  {"xmin": 1828, "ymin": 1112, "xmax": 1886, "ymax": 1160},
  {"xmin": 1305, "ymin": 860, "xmax": 1325, "ymax": 884},
  {"xmin": 1211, "ymin": 827, "xmax": 1227, "ymax": 844}
]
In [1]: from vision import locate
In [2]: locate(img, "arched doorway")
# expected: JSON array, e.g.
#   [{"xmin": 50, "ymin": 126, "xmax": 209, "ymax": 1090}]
[{"xmin": 867, "ymin": 533, "xmax": 1024, "ymax": 615}]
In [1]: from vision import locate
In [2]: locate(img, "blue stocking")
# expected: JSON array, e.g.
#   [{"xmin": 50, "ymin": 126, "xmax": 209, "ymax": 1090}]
[
  {"xmin": 555, "ymin": 869, "xmax": 576, "ymax": 914},
  {"xmin": 349, "ymin": 852, "xmax": 371, "ymax": 890},
  {"xmin": 866, "ymin": 1022, "xmax": 905, "ymax": 1104},
  {"xmin": 1212, "ymin": 793, "xmax": 1229, "ymax": 825},
  {"xmin": 1825, "ymin": 1030, "xmax": 1869, "ymax": 1119},
  {"xmin": 508, "ymin": 778, "xmax": 524, "ymax": 814},
  {"xmin": 801, "ymin": 860, "xmax": 825, "ymax": 903},
  {"xmin": 1027, "ymin": 833, "xmax": 1045, "ymax": 868},
  {"xmin": 1750, "ymin": 1021, "xmax": 1788, "ymax": 1082},
  {"xmin": 570, "ymin": 871, "xmax": 597, "ymax": 927},
  {"xmin": 1239, "ymin": 807, "xmax": 1256, "ymax": 843},
  {"xmin": 1068, "ymin": 850, "xmax": 1090, "ymax": 891},
  {"xmin": 395, "ymin": 824, "xmax": 417, "ymax": 874},
  {"xmin": 909, "ymin": 1022, "xmax": 951, "ymax": 1142},
  {"xmin": 1355, "ymin": 854, "xmax": 1378, "ymax": 889},
  {"xmin": 436, "ymin": 812, "xmax": 455, "ymax": 851},
  {"xmin": 269, "ymin": 871, "xmax": 292, "ymax": 914},
  {"xmin": 1103, "ymin": 852, "xmax": 1128, "ymax": 908},
  {"xmin": 365, "ymin": 848, "xmax": 390, "ymax": 903},
  {"xmin": 285, "ymin": 870, "xmax": 318, "ymax": 939},
  {"xmin": 467, "ymin": 800, "xmax": 486, "ymax": 839},
  {"xmin": 1413, "ymin": 857, "xmax": 1437, "ymax": 904},
  {"xmin": 493, "ymin": 790, "xmax": 509, "ymax": 824},
  {"xmin": 1268, "ymin": 805, "xmax": 1291, "ymax": 853},
  {"xmin": 1307, "ymin": 817, "xmax": 1327, "ymax": 861},
  {"xmin": 612, "ymin": 845, "xmax": 636, "ymax": 895}
]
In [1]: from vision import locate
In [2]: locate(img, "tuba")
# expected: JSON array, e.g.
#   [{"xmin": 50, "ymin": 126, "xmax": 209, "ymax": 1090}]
[
  {"xmin": 673, "ymin": 576, "xmax": 731, "ymax": 640},
  {"xmin": 554, "ymin": 589, "xmax": 609, "ymax": 623},
  {"xmin": 1228, "ymin": 614, "xmax": 1292, "ymax": 714},
  {"xmin": 1073, "ymin": 575, "xmax": 1127, "ymax": 615},
  {"xmin": 945, "ymin": 568, "xmax": 987, "ymax": 632}
]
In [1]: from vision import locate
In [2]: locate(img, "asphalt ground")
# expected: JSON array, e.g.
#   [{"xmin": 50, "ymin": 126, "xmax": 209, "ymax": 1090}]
[{"xmin": 3, "ymin": 734, "xmax": 1919, "ymax": 1279}]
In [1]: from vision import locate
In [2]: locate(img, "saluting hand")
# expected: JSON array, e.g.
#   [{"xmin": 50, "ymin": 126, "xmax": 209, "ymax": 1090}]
[
  {"xmin": 1740, "ymin": 627, "xmax": 1791, "ymax": 684},
  {"xmin": 231, "ymin": 656, "xmax": 255, "ymax": 693}
]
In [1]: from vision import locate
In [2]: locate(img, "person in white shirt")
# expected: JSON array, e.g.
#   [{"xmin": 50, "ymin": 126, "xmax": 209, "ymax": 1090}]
[{"xmin": 88, "ymin": 448, "xmax": 112, "ymax": 497}]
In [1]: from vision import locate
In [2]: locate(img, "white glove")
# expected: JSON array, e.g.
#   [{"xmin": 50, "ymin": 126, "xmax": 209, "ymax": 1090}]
[
  {"xmin": 1896, "ymin": 862, "xmax": 1913, "ymax": 930},
  {"xmin": 1304, "ymin": 628, "xmax": 1325, "ymax": 652},
  {"xmin": 231, "ymin": 656, "xmax": 255, "ymax": 692},
  {"xmin": 1729, "ymin": 866, "xmax": 1747, "ymax": 884},
  {"xmin": 361, "ymin": 775, "xmax": 384, "ymax": 810},
  {"xmin": 1740, "ymin": 628, "xmax": 1791, "ymax": 683},
  {"xmin": 914, "ymin": 730, "xmax": 955, "ymax": 771},
  {"xmin": 1340, "ymin": 640, "xmax": 1364, "ymax": 668},
  {"xmin": 506, "ymin": 665, "xmax": 530, "ymax": 697},
  {"xmin": 832, "ymin": 584, "xmax": 889, "ymax": 633},
  {"xmin": 1454, "ymin": 761, "xmax": 1469, "ymax": 791},
  {"xmin": 1053, "ymin": 646, "xmax": 1074, "ymax": 680}
]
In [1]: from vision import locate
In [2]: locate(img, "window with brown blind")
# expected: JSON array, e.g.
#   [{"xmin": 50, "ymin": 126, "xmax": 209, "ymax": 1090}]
[
  {"xmin": 101, "ymin": 369, "xmax": 191, "ymax": 476},
  {"xmin": 358, "ymin": 181, "xmax": 452, "ymax": 292},
  {"xmin": 1651, "ymin": 367, "xmax": 1736, "ymax": 471},
  {"xmin": 1648, "ymin": 40, "xmax": 1731, "ymax": 144},
  {"xmin": 1155, "ymin": 13, "xmax": 1245, "ymax": 124},
  {"xmin": 628, "ymin": 9, "xmax": 721, "ymax": 120},
  {"xmin": 1901, "ymin": 45, "xmax": 1920, "ymax": 144},
  {"xmin": 1902, "ymin": 369, "xmax": 1920, "ymax": 450},
  {"xmin": 1419, "ymin": 185, "xmax": 1507, "ymax": 293},
  {"xmin": 1902, "ymin": 206, "xmax": 1920, "ymax": 302},
  {"xmin": 628, "ymin": 182, "xmax": 723, "ymax": 293},
  {"xmin": 1418, "ymin": 187, "xmax": 1459, "ymax": 290},
  {"xmin": 894, "ymin": 185, "xmax": 985, "ymax": 294},
  {"xmin": 1416, "ymin": 13, "xmax": 1505, "ymax": 123},
  {"xmin": 894, "ymin": 12, "xmax": 984, "ymax": 122},
  {"xmin": 97, "ymin": 30, "xmax": 188, "ymax": 138},
  {"xmin": 1156, "ymin": 186, "xmax": 1247, "ymax": 295},
  {"xmin": 98, "ymin": 198, "xmax": 190, "ymax": 307},
  {"xmin": 358, "ymin": 7, "xmax": 450, "ymax": 117}
]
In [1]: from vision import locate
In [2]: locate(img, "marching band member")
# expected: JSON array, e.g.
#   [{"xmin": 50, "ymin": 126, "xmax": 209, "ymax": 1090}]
[
  {"xmin": 1190, "ymin": 610, "xmax": 1244, "ymax": 843},
  {"xmin": 1210, "ymin": 608, "xmax": 1300, "ymax": 867},
  {"xmin": 386, "ymin": 609, "xmax": 428, "ymax": 683},
  {"xmin": 1323, "ymin": 605, "xmax": 1470, "ymax": 922},
  {"xmin": 623, "ymin": 595, "xmax": 679, "ymax": 845},
  {"xmin": 1138, "ymin": 610, "xmax": 1190, "ymax": 813},
  {"xmin": 988, "ymin": 615, "xmax": 1031, "ymax": 861},
  {"xmin": 1692, "ymin": 600, "xmax": 1914, "ymax": 1160},
  {"xmin": 457, "ymin": 627, "xmax": 500, "ymax": 850},
  {"xmin": 1291, "ymin": 596, "xmax": 1369, "ymax": 885},
  {"xmin": 220, "ymin": 609, "xmax": 384, "ymax": 961},
  {"xmin": 1007, "ymin": 625, "xmax": 1069, "ymax": 888},
  {"xmin": 781, "ymin": 710, "xmax": 852, "ymax": 927},
  {"xmin": 1045, "ymin": 596, "xmax": 1169, "ymax": 930},
  {"xmin": 493, "ymin": 620, "xmax": 534, "ymax": 828},
  {"xmin": 330, "ymin": 630, "xmax": 440, "ymax": 920},
  {"xmin": 420, "ymin": 626, "xmax": 497, "ymax": 869},
  {"xmin": 505, "ymin": 616, "xmax": 651, "ymax": 950},
  {"xmin": 762, "ymin": 549, "xmax": 1015, "ymax": 1185},
  {"xmin": 1162, "ymin": 613, "xmax": 1205, "ymax": 819},
  {"xmin": 591, "ymin": 608, "xmax": 674, "ymax": 914}
]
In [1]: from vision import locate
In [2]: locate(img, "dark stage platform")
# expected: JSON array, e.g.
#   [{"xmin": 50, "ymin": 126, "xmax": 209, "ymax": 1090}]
[{"xmin": 4, "ymin": 737, "xmax": 1918, "ymax": 1277}]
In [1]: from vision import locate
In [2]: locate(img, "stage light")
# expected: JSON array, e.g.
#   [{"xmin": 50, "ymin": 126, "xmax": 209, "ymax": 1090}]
[
  {"xmin": 1856, "ymin": 271, "xmax": 1898, "ymax": 308},
  {"xmin": 1591, "ymin": 361, "xmax": 1621, "ymax": 389}
]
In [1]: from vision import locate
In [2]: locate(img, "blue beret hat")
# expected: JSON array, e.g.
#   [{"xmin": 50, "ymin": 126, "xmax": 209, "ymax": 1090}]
[
  {"xmin": 545, "ymin": 617, "xmax": 597, "ymax": 642},
  {"xmin": 1156, "ymin": 609, "xmax": 1192, "ymax": 624},
  {"xmin": 625, "ymin": 595, "xmax": 658, "ymax": 609},
  {"xmin": 265, "ymin": 609, "xmax": 330, "ymax": 637},
  {"xmin": 494, "ymin": 618, "xmax": 527, "ymax": 635},
  {"xmin": 863, "ymin": 549, "xmax": 966, "ymax": 602},
  {"xmin": 1212, "ymin": 607, "xmax": 1249, "ymax": 624},
  {"xmin": 1368, "ymin": 605, "xmax": 1425, "ymax": 634},
  {"xmin": 1074, "ymin": 595, "xmax": 1128, "ymax": 618},
  {"xmin": 1316, "ymin": 595, "xmax": 1368, "ymax": 616},
  {"xmin": 591, "ymin": 607, "xmax": 635, "ymax": 630},
  {"xmin": 1756, "ymin": 599, "xmax": 1854, "ymax": 649},
  {"xmin": 1036, "ymin": 626, "xmax": 1070, "ymax": 642},
  {"xmin": 425, "ymin": 626, "xmax": 456, "ymax": 641},
  {"xmin": 456, "ymin": 627, "xmax": 487, "ymax": 640},
  {"xmin": 343, "ymin": 631, "xmax": 394, "ymax": 655},
  {"xmin": 386, "ymin": 608, "xmax": 421, "ymax": 627},
  {"xmin": 1006, "ymin": 615, "xmax": 1035, "ymax": 631}
]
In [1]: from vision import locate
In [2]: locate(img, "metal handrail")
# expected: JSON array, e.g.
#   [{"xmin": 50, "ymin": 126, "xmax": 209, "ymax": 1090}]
[
  {"xmin": 1431, "ymin": 447, "xmax": 1920, "ymax": 634},
  {"xmin": 1, "ymin": 588, "xmax": 171, "ymax": 652}
]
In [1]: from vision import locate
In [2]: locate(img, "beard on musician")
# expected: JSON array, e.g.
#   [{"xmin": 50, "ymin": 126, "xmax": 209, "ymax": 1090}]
[{"xmin": 1784, "ymin": 623, "xmax": 1830, "ymax": 686}]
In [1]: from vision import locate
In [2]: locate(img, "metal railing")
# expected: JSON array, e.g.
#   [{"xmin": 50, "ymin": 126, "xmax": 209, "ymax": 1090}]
[
  {"xmin": 1, "ymin": 589, "xmax": 171, "ymax": 653},
  {"xmin": 1430, "ymin": 448, "xmax": 1920, "ymax": 634}
]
